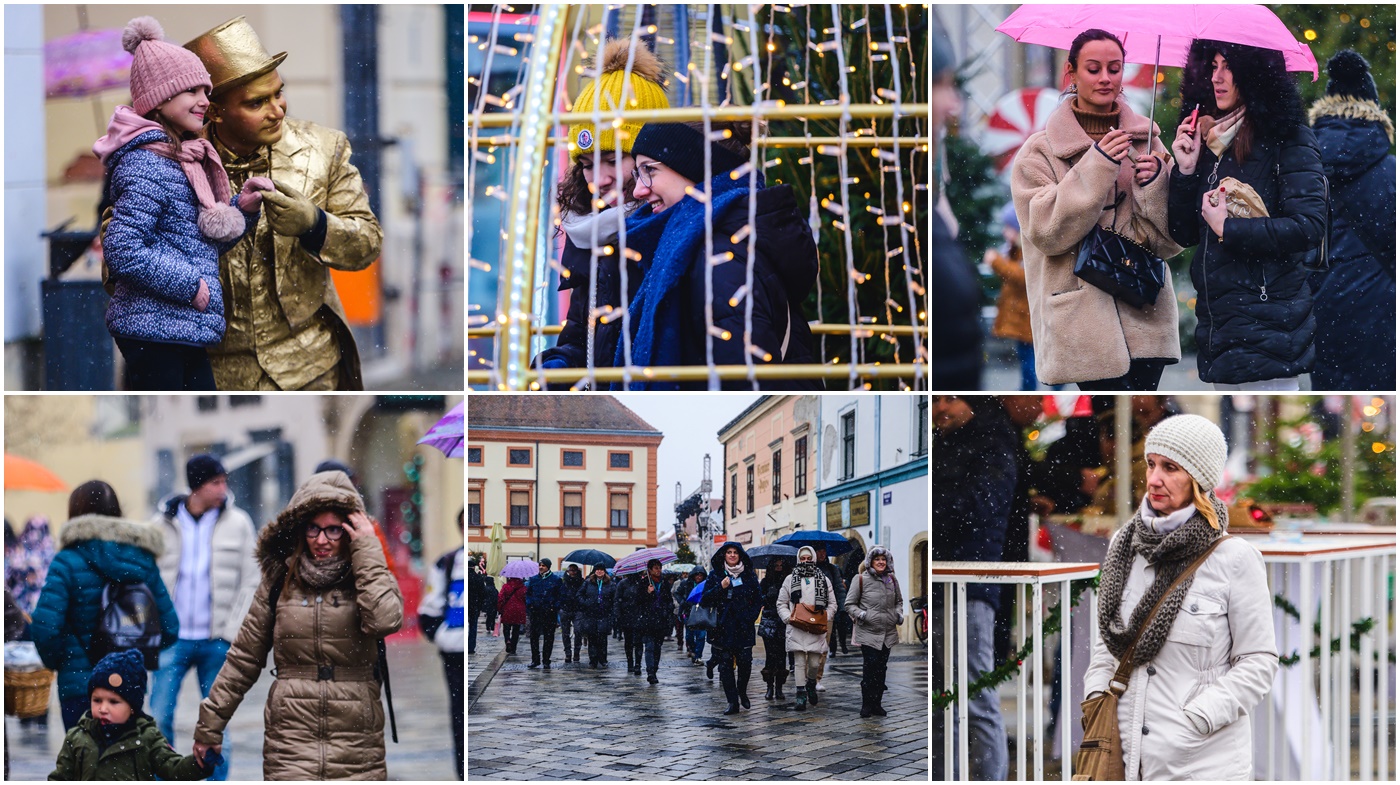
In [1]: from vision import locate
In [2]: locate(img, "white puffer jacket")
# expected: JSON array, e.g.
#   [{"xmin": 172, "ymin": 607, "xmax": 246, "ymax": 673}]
[
  {"xmin": 154, "ymin": 498, "xmax": 260, "ymax": 642},
  {"xmin": 1084, "ymin": 533, "xmax": 1278, "ymax": 781}
]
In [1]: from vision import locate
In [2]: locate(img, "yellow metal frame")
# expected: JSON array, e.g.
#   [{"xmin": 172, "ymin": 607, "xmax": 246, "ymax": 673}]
[{"xmin": 474, "ymin": 8, "xmax": 929, "ymax": 391}]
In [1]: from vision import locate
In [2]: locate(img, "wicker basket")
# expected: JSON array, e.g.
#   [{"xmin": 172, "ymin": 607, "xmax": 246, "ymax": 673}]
[{"xmin": 4, "ymin": 667, "xmax": 54, "ymax": 719}]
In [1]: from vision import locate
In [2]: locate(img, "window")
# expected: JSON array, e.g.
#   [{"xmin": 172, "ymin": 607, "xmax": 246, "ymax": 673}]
[
  {"xmin": 608, "ymin": 450, "xmax": 632, "ymax": 470},
  {"xmin": 771, "ymin": 449, "xmax": 782, "ymax": 505},
  {"xmin": 916, "ymin": 397, "xmax": 929, "ymax": 457},
  {"xmin": 467, "ymin": 488, "xmax": 482, "ymax": 527},
  {"xmin": 562, "ymin": 490, "xmax": 583, "ymax": 528},
  {"xmin": 467, "ymin": 446, "xmax": 483, "ymax": 465},
  {"xmin": 746, "ymin": 465, "xmax": 755, "ymax": 514},
  {"xmin": 507, "ymin": 447, "xmax": 532, "ymax": 467},
  {"xmin": 841, "ymin": 411, "xmax": 856, "ymax": 480},
  {"xmin": 229, "ymin": 396, "xmax": 261, "ymax": 408},
  {"xmin": 794, "ymin": 436, "xmax": 808, "ymax": 497},
  {"xmin": 610, "ymin": 492, "xmax": 630, "ymax": 528},
  {"xmin": 509, "ymin": 489, "xmax": 531, "ymax": 527},
  {"xmin": 561, "ymin": 449, "xmax": 585, "ymax": 468},
  {"xmin": 196, "ymin": 396, "xmax": 217, "ymax": 412},
  {"xmin": 731, "ymin": 473, "xmax": 739, "ymax": 517}
]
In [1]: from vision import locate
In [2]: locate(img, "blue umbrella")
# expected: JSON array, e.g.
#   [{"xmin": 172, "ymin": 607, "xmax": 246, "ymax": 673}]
[
  {"xmin": 562, "ymin": 549, "xmax": 617, "ymax": 569},
  {"xmin": 746, "ymin": 543, "xmax": 799, "ymax": 569},
  {"xmin": 687, "ymin": 582, "xmax": 706, "ymax": 603},
  {"xmin": 774, "ymin": 530, "xmax": 855, "ymax": 555}
]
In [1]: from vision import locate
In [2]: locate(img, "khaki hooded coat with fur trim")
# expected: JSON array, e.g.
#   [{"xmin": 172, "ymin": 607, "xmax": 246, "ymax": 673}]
[
  {"xmin": 1011, "ymin": 98, "xmax": 1182, "ymax": 386},
  {"xmin": 844, "ymin": 547, "xmax": 904, "ymax": 649},
  {"xmin": 194, "ymin": 471, "xmax": 403, "ymax": 780}
]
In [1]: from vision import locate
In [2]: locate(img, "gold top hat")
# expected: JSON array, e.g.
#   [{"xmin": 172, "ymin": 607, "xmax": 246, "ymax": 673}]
[{"xmin": 184, "ymin": 16, "xmax": 288, "ymax": 96}]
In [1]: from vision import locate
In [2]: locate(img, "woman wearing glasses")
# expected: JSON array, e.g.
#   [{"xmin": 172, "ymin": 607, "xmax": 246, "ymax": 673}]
[
  {"xmin": 192, "ymin": 470, "xmax": 404, "ymax": 780},
  {"xmin": 613, "ymin": 120, "xmax": 821, "ymax": 390}
]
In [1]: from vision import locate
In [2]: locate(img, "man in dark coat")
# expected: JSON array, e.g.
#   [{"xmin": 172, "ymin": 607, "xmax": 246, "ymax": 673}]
[
  {"xmin": 524, "ymin": 559, "xmax": 563, "ymax": 669},
  {"xmin": 931, "ymin": 396, "xmax": 1016, "ymax": 781},
  {"xmin": 557, "ymin": 563, "xmax": 586, "ymax": 663},
  {"xmin": 636, "ymin": 559, "xmax": 676, "ymax": 684},
  {"xmin": 1307, "ymin": 50, "xmax": 1396, "ymax": 390},
  {"xmin": 700, "ymin": 542, "xmax": 763, "ymax": 714},
  {"xmin": 466, "ymin": 557, "xmax": 486, "ymax": 655}
]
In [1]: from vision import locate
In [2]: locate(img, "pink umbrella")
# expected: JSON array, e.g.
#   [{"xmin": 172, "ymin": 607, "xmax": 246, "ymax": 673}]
[
  {"xmin": 997, "ymin": 4, "xmax": 1318, "ymax": 147},
  {"xmin": 501, "ymin": 560, "xmax": 539, "ymax": 579},
  {"xmin": 613, "ymin": 547, "xmax": 678, "ymax": 576}
]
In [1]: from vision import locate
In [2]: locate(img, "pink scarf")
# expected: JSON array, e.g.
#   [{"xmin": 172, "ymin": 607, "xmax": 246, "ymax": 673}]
[{"xmin": 94, "ymin": 106, "xmax": 243, "ymax": 242}]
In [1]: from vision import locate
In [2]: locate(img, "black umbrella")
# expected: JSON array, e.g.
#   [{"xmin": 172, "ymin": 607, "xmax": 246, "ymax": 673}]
[
  {"xmin": 774, "ymin": 530, "xmax": 855, "ymax": 556},
  {"xmin": 746, "ymin": 543, "xmax": 799, "ymax": 569},
  {"xmin": 562, "ymin": 549, "xmax": 616, "ymax": 568}
]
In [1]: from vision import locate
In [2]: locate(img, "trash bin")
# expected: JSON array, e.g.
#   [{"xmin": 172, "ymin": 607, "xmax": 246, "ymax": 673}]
[{"xmin": 41, "ymin": 279, "xmax": 114, "ymax": 390}]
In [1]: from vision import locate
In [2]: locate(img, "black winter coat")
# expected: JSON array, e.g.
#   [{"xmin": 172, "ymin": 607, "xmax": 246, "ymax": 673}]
[
  {"xmin": 1308, "ymin": 97, "xmax": 1396, "ymax": 390},
  {"xmin": 931, "ymin": 403, "xmax": 1018, "ymax": 608},
  {"xmin": 678, "ymin": 185, "xmax": 822, "ymax": 390},
  {"xmin": 699, "ymin": 545, "xmax": 763, "ymax": 651},
  {"xmin": 1168, "ymin": 124, "xmax": 1327, "ymax": 384},
  {"xmin": 533, "ymin": 236, "xmax": 643, "ymax": 383},
  {"xmin": 618, "ymin": 575, "xmax": 674, "ymax": 636},
  {"xmin": 559, "ymin": 574, "xmax": 585, "ymax": 616},
  {"xmin": 574, "ymin": 577, "xmax": 617, "ymax": 636},
  {"xmin": 931, "ymin": 209, "xmax": 983, "ymax": 389}
]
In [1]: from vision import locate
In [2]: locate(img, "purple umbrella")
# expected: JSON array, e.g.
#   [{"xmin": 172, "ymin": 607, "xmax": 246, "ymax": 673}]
[
  {"xmin": 45, "ymin": 28, "xmax": 132, "ymax": 99},
  {"xmin": 613, "ymin": 547, "xmax": 677, "ymax": 576},
  {"xmin": 417, "ymin": 402, "xmax": 464, "ymax": 458},
  {"xmin": 500, "ymin": 559, "xmax": 538, "ymax": 579}
]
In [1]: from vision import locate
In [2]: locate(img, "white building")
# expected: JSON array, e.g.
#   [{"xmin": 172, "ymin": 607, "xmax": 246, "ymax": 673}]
[{"xmin": 816, "ymin": 394, "xmax": 929, "ymax": 642}]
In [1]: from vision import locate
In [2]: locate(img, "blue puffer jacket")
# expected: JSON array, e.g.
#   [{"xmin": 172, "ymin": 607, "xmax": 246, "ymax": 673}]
[
  {"xmin": 102, "ymin": 129, "xmax": 255, "ymax": 346},
  {"xmin": 525, "ymin": 570, "xmax": 564, "ymax": 613},
  {"xmin": 28, "ymin": 514, "xmax": 178, "ymax": 704}
]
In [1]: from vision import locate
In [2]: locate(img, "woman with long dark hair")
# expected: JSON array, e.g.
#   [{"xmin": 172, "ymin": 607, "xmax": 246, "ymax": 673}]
[
  {"xmin": 192, "ymin": 471, "xmax": 403, "ymax": 779},
  {"xmin": 1168, "ymin": 40, "xmax": 1327, "ymax": 390},
  {"xmin": 1011, "ymin": 29, "xmax": 1182, "ymax": 391}
]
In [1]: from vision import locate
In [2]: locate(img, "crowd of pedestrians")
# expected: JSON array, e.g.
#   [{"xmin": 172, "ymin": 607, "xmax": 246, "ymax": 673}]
[{"xmin": 467, "ymin": 541, "xmax": 907, "ymax": 718}]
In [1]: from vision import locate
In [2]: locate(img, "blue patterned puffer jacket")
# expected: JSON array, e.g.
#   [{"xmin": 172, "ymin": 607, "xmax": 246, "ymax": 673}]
[{"xmin": 102, "ymin": 129, "xmax": 254, "ymax": 346}]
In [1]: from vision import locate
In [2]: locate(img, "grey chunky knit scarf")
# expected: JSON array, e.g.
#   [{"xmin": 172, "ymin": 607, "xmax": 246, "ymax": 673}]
[{"xmin": 1098, "ymin": 500, "xmax": 1227, "ymax": 666}]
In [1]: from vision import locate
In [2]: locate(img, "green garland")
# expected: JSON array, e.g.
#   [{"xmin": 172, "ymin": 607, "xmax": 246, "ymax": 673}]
[
  {"xmin": 933, "ymin": 577, "xmax": 1098, "ymax": 712},
  {"xmin": 1272, "ymin": 594, "xmax": 1395, "ymax": 666},
  {"xmin": 935, "ymin": 581, "xmax": 1394, "ymax": 710}
]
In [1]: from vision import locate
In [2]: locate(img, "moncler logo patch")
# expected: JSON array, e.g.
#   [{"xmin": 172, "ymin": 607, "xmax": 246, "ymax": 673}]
[{"xmin": 578, "ymin": 129, "xmax": 594, "ymax": 150}]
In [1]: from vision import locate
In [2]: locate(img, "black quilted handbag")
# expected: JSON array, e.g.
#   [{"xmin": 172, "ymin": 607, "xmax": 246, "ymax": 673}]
[{"xmin": 1073, "ymin": 193, "xmax": 1166, "ymax": 309}]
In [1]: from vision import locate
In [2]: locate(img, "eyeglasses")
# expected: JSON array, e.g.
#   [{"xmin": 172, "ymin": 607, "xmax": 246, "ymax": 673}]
[
  {"xmin": 632, "ymin": 163, "xmax": 661, "ymax": 189},
  {"xmin": 305, "ymin": 524, "xmax": 345, "ymax": 541}
]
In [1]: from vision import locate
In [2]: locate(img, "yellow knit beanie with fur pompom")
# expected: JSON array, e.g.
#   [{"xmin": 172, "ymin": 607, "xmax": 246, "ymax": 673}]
[{"xmin": 568, "ymin": 39, "xmax": 670, "ymax": 156}]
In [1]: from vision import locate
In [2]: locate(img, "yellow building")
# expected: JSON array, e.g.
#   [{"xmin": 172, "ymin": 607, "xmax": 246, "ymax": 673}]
[{"xmin": 467, "ymin": 396, "xmax": 663, "ymax": 568}]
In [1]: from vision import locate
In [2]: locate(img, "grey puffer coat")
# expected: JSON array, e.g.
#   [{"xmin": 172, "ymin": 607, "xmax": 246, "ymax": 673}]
[
  {"xmin": 844, "ymin": 547, "xmax": 904, "ymax": 649},
  {"xmin": 194, "ymin": 471, "xmax": 403, "ymax": 780}
]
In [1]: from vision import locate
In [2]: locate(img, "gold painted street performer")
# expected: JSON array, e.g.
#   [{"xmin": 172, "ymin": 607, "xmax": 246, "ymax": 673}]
[{"xmin": 185, "ymin": 17, "xmax": 381, "ymax": 390}]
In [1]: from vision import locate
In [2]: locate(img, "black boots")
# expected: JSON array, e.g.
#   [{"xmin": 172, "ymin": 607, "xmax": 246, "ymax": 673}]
[
  {"xmin": 806, "ymin": 680, "xmax": 819, "ymax": 707},
  {"xmin": 860, "ymin": 684, "xmax": 874, "ymax": 718},
  {"xmin": 724, "ymin": 702, "xmax": 741, "ymax": 715},
  {"xmin": 773, "ymin": 682, "xmax": 785, "ymax": 700},
  {"xmin": 765, "ymin": 682, "xmax": 775, "ymax": 700},
  {"xmin": 859, "ymin": 683, "xmax": 888, "ymax": 717}
]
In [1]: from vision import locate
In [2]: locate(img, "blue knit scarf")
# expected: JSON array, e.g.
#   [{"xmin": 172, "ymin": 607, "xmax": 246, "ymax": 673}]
[{"xmin": 611, "ymin": 170, "xmax": 765, "ymax": 390}]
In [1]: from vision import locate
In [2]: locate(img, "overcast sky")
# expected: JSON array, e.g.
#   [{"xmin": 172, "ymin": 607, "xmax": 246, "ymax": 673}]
[{"xmin": 614, "ymin": 393, "xmax": 761, "ymax": 539}]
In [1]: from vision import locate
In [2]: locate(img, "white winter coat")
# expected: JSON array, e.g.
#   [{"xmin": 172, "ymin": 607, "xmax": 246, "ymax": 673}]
[
  {"xmin": 776, "ymin": 571, "xmax": 835, "ymax": 653},
  {"xmin": 154, "ymin": 500, "xmax": 261, "ymax": 642},
  {"xmin": 1084, "ymin": 534, "xmax": 1278, "ymax": 781}
]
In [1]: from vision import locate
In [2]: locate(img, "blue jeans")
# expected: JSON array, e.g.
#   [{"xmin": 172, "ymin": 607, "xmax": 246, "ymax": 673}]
[
  {"xmin": 642, "ymin": 633, "xmax": 664, "ymax": 676},
  {"xmin": 151, "ymin": 639, "xmax": 232, "ymax": 781},
  {"xmin": 685, "ymin": 627, "xmax": 707, "ymax": 660},
  {"xmin": 932, "ymin": 598, "xmax": 1008, "ymax": 781},
  {"xmin": 1015, "ymin": 341, "xmax": 1038, "ymax": 391}
]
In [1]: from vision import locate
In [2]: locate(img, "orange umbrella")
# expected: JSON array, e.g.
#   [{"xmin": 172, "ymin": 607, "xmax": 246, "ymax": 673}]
[{"xmin": 4, "ymin": 453, "xmax": 67, "ymax": 492}]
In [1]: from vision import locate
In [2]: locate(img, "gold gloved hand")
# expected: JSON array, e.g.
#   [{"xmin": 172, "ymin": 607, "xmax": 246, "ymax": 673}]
[{"xmin": 262, "ymin": 179, "xmax": 320, "ymax": 236}]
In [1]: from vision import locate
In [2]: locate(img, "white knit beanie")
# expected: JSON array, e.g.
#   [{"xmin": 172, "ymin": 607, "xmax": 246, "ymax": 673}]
[{"xmin": 1144, "ymin": 414, "xmax": 1227, "ymax": 491}]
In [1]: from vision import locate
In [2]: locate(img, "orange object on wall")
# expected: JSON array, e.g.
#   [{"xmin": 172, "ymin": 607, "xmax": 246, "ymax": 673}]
[{"xmin": 330, "ymin": 259, "xmax": 382, "ymax": 326}]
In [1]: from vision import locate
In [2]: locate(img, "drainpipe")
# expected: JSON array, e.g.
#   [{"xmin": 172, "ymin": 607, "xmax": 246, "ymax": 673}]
[
  {"xmin": 535, "ymin": 439, "xmax": 541, "ymax": 560},
  {"xmin": 873, "ymin": 397, "xmax": 881, "ymax": 547}
]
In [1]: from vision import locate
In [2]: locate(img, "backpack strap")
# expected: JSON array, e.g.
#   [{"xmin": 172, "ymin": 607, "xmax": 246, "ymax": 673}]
[{"xmin": 1108, "ymin": 535, "xmax": 1231, "ymax": 694}]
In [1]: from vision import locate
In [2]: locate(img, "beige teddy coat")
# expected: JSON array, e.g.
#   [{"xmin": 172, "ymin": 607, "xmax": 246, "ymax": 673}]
[{"xmin": 1011, "ymin": 98, "xmax": 1182, "ymax": 385}]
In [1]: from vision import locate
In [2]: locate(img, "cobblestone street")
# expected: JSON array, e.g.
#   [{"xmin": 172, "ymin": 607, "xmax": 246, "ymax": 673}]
[
  {"xmin": 468, "ymin": 629, "xmax": 928, "ymax": 780},
  {"xmin": 5, "ymin": 638, "xmax": 458, "ymax": 781}
]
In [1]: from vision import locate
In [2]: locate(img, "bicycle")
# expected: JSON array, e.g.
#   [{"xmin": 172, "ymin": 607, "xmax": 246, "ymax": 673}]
[{"xmin": 911, "ymin": 596, "xmax": 928, "ymax": 643}]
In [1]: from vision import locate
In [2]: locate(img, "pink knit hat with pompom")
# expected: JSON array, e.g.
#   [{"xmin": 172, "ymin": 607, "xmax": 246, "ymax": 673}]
[{"xmin": 124, "ymin": 17, "xmax": 212, "ymax": 117}]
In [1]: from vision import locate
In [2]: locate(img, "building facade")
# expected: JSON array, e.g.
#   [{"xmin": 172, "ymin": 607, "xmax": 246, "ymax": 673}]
[
  {"xmin": 467, "ymin": 396, "xmax": 663, "ymax": 567},
  {"xmin": 816, "ymin": 394, "xmax": 929, "ymax": 643},
  {"xmin": 717, "ymin": 396, "xmax": 819, "ymax": 547}
]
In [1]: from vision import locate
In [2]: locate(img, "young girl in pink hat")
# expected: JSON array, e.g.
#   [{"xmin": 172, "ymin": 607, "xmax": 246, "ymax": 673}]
[{"xmin": 94, "ymin": 16, "xmax": 272, "ymax": 390}]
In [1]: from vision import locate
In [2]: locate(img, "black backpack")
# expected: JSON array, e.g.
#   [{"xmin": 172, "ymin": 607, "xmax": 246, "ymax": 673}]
[{"xmin": 91, "ymin": 581, "xmax": 164, "ymax": 670}]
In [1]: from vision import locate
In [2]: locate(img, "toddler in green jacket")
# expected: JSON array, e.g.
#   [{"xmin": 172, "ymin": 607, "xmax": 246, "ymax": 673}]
[{"xmin": 49, "ymin": 649, "xmax": 213, "ymax": 781}]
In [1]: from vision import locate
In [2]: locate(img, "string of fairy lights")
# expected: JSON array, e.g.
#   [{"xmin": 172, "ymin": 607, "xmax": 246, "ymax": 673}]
[{"xmin": 467, "ymin": 4, "xmax": 931, "ymax": 390}]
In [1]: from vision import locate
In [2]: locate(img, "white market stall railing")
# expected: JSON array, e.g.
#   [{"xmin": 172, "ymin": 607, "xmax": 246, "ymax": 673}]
[
  {"xmin": 1239, "ymin": 534, "xmax": 1397, "ymax": 782},
  {"xmin": 933, "ymin": 561, "xmax": 1101, "ymax": 782}
]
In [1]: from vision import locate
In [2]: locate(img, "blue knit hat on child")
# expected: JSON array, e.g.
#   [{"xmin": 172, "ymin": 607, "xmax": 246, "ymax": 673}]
[
  {"xmin": 1000, "ymin": 202, "xmax": 1020, "ymax": 232},
  {"xmin": 88, "ymin": 649, "xmax": 147, "ymax": 712}
]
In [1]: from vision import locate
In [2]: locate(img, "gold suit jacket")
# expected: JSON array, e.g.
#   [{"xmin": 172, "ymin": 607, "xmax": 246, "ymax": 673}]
[{"xmin": 210, "ymin": 118, "xmax": 382, "ymax": 390}]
